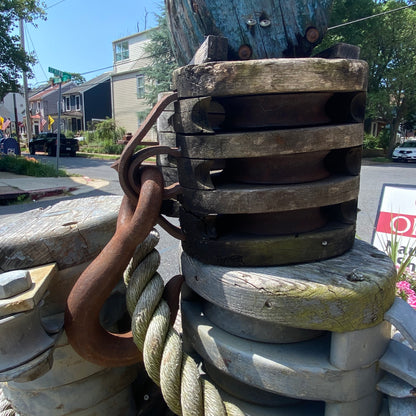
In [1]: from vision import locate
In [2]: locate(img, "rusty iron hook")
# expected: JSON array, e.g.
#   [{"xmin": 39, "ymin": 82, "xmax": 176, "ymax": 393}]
[{"xmin": 65, "ymin": 166, "xmax": 174, "ymax": 367}]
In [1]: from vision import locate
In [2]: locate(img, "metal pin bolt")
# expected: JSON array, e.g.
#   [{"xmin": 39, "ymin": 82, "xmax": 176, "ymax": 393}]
[
  {"xmin": 246, "ymin": 18, "xmax": 257, "ymax": 26},
  {"xmin": 259, "ymin": 19, "xmax": 271, "ymax": 27},
  {"xmin": 0, "ymin": 270, "xmax": 32, "ymax": 299},
  {"xmin": 143, "ymin": 394, "xmax": 149, "ymax": 401},
  {"xmin": 321, "ymin": 240, "xmax": 328, "ymax": 246},
  {"xmin": 238, "ymin": 45, "xmax": 253, "ymax": 60},
  {"xmin": 306, "ymin": 27, "xmax": 320, "ymax": 43}
]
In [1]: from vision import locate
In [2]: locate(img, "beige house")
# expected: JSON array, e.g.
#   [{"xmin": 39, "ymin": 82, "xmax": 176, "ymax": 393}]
[{"xmin": 111, "ymin": 28, "xmax": 157, "ymax": 140}]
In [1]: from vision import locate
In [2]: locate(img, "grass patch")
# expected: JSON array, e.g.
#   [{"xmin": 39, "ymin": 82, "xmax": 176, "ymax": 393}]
[
  {"xmin": 367, "ymin": 157, "xmax": 392, "ymax": 163},
  {"xmin": 77, "ymin": 152, "xmax": 120, "ymax": 161},
  {"xmin": 0, "ymin": 155, "xmax": 68, "ymax": 177}
]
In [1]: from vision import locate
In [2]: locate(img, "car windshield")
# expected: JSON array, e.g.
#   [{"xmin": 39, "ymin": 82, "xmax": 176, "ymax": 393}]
[{"xmin": 400, "ymin": 141, "xmax": 416, "ymax": 148}]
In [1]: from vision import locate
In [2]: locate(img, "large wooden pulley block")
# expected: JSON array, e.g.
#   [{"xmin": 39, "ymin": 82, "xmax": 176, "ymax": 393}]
[{"xmin": 169, "ymin": 58, "xmax": 368, "ymax": 266}]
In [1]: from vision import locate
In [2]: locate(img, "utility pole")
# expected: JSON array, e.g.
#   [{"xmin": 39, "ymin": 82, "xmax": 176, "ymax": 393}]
[
  {"xmin": 48, "ymin": 67, "xmax": 72, "ymax": 173},
  {"xmin": 19, "ymin": 19, "xmax": 32, "ymax": 143},
  {"xmin": 12, "ymin": 93, "xmax": 19, "ymax": 140}
]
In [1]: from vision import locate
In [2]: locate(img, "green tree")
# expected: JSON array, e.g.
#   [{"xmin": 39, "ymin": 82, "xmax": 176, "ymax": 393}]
[
  {"xmin": 142, "ymin": 10, "xmax": 178, "ymax": 106},
  {"xmin": 0, "ymin": 0, "xmax": 45, "ymax": 99},
  {"xmin": 323, "ymin": 0, "xmax": 416, "ymax": 154}
]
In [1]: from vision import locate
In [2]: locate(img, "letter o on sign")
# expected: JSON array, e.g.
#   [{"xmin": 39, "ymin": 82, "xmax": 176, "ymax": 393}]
[{"xmin": 391, "ymin": 215, "xmax": 411, "ymax": 234}]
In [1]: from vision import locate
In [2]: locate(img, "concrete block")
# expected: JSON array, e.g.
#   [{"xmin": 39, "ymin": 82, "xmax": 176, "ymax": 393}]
[
  {"xmin": 325, "ymin": 392, "xmax": 382, "ymax": 416},
  {"xmin": 330, "ymin": 321, "xmax": 391, "ymax": 370},
  {"xmin": 182, "ymin": 299, "xmax": 380, "ymax": 403}
]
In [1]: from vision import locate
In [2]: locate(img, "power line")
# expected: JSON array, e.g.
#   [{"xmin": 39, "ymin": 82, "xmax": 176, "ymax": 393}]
[
  {"xmin": 328, "ymin": 3, "xmax": 416, "ymax": 30},
  {"xmin": 24, "ymin": 23, "xmax": 49, "ymax": 82},
  {"xmin": 46, "ymin": 0, "xmax": 68, "ymax": 10}
]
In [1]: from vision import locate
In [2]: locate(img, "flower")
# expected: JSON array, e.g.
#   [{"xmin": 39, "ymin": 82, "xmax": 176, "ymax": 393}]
[{"xmin": 396, "ymin": 268, "xmax": 416, "ymax": 309}]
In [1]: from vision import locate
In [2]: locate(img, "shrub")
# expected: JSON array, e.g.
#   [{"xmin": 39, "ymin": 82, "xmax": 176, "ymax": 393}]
[
  {"xmin": 363, "ymin": 133, "xmax": 380, "ymax": 149},
  {"xmin": 0, "ymin": 155, "xmax": 67, "ymax": 177}
]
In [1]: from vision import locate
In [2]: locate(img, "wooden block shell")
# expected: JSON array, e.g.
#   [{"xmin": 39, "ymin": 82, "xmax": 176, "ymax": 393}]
[
  {"xmin": 177, "ymin": 124, "xmax": 364, "ymax": 159},
  {"xmin": 173, "ymin": 59, "xmax": 368, "ymax": 98},
  {"xmin": 180, "ymin": 175, "xmax": 360, "ymax": 214}
]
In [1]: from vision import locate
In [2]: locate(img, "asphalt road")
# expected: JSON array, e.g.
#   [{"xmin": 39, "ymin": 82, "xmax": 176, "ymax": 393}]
[{"xmin": 2, "ymin": 155, "xmax": 416, "ymax": 278}]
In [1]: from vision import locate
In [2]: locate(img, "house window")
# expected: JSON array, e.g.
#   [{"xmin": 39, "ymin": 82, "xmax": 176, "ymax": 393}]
[
  {"xmin": 137, "ymin": 113, "xmax": 145, "ymax": 128},
  {"xmin": 36, "ymin": 101, "xmax": 41, "ymax": 113},
  {"xmin": 65, "ymin": 97, "xmax": 70, "ymax": 111},
  {"xmin": 136, "ymin": 75, "xmax": 145, "ymax": 99},
  {"xmin": 75, "ymin": 96, "xmax": 81, "ymax": 111},
  {"xmin": 115, "ymin": 41, "xmax": 129, "ymax": 61}
]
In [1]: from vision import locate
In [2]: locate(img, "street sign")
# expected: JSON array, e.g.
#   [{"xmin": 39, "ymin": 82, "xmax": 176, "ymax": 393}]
[{"xmin": 48, "ymin": 67, "xmax": 72, "ymax": 83}]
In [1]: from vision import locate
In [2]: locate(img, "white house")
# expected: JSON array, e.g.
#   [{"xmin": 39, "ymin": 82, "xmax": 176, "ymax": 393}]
[{"xmin": 111, "ymin": 28, "xmax": 157, "ymax": 140}]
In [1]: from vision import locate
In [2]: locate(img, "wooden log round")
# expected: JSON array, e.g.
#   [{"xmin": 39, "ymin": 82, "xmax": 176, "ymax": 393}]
[
  {"xmin": 172, "ymin": 59, "xmax": 368, "ymax": 98},
  {"xmin": 0, "ymin": 196, "xmax": 122, "ymax": 273},
  {"xmin": 180, "ymin": 239, "xmax": 397, "ymax": 332}
]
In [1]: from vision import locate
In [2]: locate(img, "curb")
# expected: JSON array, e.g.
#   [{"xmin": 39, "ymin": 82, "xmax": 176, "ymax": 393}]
[{"xmin": 0, "ymin": 186, "xmax": 79, "ymax": 204}]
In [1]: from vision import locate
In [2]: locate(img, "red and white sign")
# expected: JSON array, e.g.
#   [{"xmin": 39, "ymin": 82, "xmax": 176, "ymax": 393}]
[{"xmin": 373, "ymin": 185, "xmax": 416, "ymax": 270}]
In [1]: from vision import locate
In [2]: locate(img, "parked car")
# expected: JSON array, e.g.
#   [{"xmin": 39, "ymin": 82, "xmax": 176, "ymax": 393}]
[
  {"xmin": 29, "ymin": 133, "xmax": 79, "ymax": 157},
  {"xmin": 392, "ymin": 141, "xmax": 416, "ymax": 162}
]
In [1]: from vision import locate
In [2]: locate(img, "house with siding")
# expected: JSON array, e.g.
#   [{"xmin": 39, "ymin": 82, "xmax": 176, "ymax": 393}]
[
  {"xmin": 28, "ymin": 81, "xmax": 76, "ymax": 134},
  {"xmin": 111, "ymin": 28, "xmax": 157, "ymax": 140},
  {"xmin": 61, "ymin": 73, "xmax": 112, "ymax": 132}
]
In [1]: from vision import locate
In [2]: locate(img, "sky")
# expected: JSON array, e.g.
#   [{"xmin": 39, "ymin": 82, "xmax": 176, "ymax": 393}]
[{"xmin": 24, "ymin": 0, "xmax": 162, "ymax": 88}]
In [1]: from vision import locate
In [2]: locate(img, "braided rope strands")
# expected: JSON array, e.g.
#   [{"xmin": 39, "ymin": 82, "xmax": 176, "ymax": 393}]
[
  {"xmin": 0, "ymin": 390, "xmax": 16, "ymax": 416},
  {"xmin": 125, "ymin": 230, "xmax": 245, "ymax": 416}
]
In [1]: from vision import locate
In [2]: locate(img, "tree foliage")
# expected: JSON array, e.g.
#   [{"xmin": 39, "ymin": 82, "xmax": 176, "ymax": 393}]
[
  {"xmin": 0, "ymin": 0, "xmax": 45, "ymax": 99},
  {"xmin": 322, "ymin": 0, "xmax": 416, "ymax": 153},
  {"xmin": 142, "ymin": 10, "xmax": 178, "ymax": 106}
]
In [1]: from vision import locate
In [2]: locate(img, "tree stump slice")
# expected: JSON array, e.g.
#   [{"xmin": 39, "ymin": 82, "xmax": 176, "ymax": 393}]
[
  {"xmin": 180, "ymin": 239, "xmax": 396, "ymax": 332},
  {"xmin": 0, "ymin": 196, "xmax": 122, "ymax": 272},
  {"xmin": 172, "ymin": 59, "xmax": 368, "ymax": 98}
]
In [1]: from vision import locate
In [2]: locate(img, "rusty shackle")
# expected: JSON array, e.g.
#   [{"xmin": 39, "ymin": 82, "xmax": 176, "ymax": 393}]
[{"xmin": 65, "ymin": 167, "xmax": 164, "ymax": 367}]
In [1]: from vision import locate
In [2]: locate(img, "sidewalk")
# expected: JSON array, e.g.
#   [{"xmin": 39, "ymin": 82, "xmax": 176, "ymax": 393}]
[{"xmin": 0, "ymin": 172, "xmax": 109, "ymax": 203}]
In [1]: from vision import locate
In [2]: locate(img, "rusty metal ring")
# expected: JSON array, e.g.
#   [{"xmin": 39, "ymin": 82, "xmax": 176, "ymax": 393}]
[
  {"xmin": 116, "ymin": 92, "xmax": 179, "ymax": 202},
  {"xmin": 126, "ymin": 145, "xmax": 186, "ymax": 241},
  {"xmin": 127, "ymin": 146, "xmax": 182, "ymax": 198}
]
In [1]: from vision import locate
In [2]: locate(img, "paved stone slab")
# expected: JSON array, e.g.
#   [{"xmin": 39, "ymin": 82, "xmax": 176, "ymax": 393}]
[
  {"xmin": 377, "ymin": 374, "xmax": 416, "ymax": 398},
  {"xmin": 384, "ymin": 297, "xmax": 416, "ymax": 350},
  {"xmin": 379, "ymin": 340, "xmax": 416, "ymax": 388}
]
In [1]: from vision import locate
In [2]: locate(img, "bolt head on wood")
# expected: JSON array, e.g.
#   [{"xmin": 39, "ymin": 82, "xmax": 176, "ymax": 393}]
[{"xmin": 0, "ymin": 270, "xmax": 32, "ymax": 299}]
